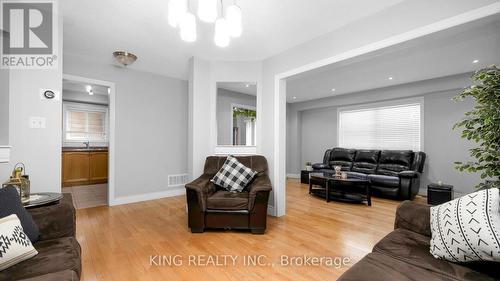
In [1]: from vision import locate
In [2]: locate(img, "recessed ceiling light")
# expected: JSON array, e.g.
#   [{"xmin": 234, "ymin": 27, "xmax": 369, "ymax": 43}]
[
  {"xmin": 245, "ymin": 84, "xmax": 250, "ymax": 88},
  {"xmin": 472, "ymin": 59, "xmax": 479, "ymax": 64},
  {"xmin": 331, "ymin": 88, "xmax": 336, "ymax": 92},
  {"xmin": 292, "ymin": 96, "xmax": 297, "ymax": 100},
  {"xmin": 388, "ymin": 77, "xmax": 394, "ymax": 80}
]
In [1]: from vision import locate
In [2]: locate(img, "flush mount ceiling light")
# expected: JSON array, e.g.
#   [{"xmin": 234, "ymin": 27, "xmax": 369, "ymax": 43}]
[
  {"xmin": 473, "ymin": 59, "xmax": 479, "ymax": 64},
  {"xmin": 168, "ymin": 0, "xmax": 242, "ymax": 47},
  {"xmin": 113, "ymin": 51, "xmax": 138, "ymax": 66}
]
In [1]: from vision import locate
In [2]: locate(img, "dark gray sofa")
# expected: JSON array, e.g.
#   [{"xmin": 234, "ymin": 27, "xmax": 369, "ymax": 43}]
[
  {"xmin": 338, "ymin": 201, "xmax": 498, "ymax": 281},
  {"xmin": 313, "ymin": 148, "xmax": 426, "ymax": 200},
  {"xmin": 0, "ymin": 194, "xmax": 81, "ymax": 281}
]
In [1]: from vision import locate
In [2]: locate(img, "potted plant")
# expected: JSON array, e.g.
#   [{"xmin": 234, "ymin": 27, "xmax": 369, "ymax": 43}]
[
  {"xmin": 305, "ymin": 162, "xmax": 313, "ymax": 171},
  {"xmin": 453, "ymin": 65, "xmax": 499, "ymax": 189}
]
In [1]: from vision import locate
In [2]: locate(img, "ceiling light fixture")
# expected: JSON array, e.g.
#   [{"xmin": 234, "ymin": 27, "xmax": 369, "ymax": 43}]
[
  {"xmin": 88, "ymin": 90, "xmax": 94, "ymax": 96},
  {"xmin": 113, "ymin": 51, "xmax": 138, "ymax": 66},
  {"xmin": 245, "ymin": 84, "xmax": 250, "ymax": 88},
  {"xmin": 168, "ymin": 0, "xmax": 242, "ymax": 47},
  {"xmin": 86, "ymin": 85, "xmax": 92, "ymax": 92},
  {"xmin": 331, "ymin": 88, "xmax": 336, "ymax": 92},
  {"xmin": 226, "ymin": 1, "xmax": 242, "ymax": 37},
  {"xmin": 292, "ymin": 96, "xmax": 297, "ymax": 100},
  {"xmin": 388, "ymin": 77, "xmax": 394, "ymax": 80},
  {"xmin": 107, "ymin": 88, "xmax": 111, "ymax": 95},
  {"xmin": 472, "ymin": 59, "xmax": 479, "ymax": 64},
  {"xmin": 198, "ymin": 0, "xmax": 217, "ymax": 23},
  {"xmin": 168, "ymin": 0, "xmax": 187, "ymax": 27}
]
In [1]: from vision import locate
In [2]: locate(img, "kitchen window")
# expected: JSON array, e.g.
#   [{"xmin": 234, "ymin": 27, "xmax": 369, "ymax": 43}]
[
  {"xmin": 338, "ymin": 98, "xmax": 423, "ymax": 151},
  {"xmin": 63, "ymin": 103, "xmax": 108, "ymax": 143}
]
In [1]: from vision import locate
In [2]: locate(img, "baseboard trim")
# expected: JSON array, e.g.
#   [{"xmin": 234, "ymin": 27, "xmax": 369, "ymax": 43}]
[
  {"xmin": 110, "ymin": 187, "xmax": 185, "ymax": 206},
  {"xmin": 286, "ymin": 174, "xmax": 300, "ymax": 179},
  {"xmin": 267, "ymin": 204, "xmax": 276, "ymax": 217}
]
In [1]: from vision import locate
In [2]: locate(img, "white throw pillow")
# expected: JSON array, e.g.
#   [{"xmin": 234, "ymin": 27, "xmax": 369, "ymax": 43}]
[
  {"xmin": 430, "ymin": 188, "xmax": 500, "ymax": 262},
  {"xmin": 0, "ymin": 214, "xmax": 38, "ymax": 271}
]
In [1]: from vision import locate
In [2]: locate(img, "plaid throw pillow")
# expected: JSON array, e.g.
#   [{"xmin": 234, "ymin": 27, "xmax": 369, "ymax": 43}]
[{"xmin": 211, "ymin": 156, "xmax": 257, "ymax": 192}]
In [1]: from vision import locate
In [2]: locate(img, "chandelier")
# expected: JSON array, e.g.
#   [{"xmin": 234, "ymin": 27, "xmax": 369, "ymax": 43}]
[{"xmin": 168, "ymin": 0, "xmax": 242, "ymax": 47}]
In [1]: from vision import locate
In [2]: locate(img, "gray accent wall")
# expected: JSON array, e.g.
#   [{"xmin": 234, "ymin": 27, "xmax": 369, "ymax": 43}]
[
  {"xmin": 64, "ymin": 54, "xmax": 188, "ymax": 199},
  {"xmin": 287, "ymin": 73, "xmax": 481, "ymax": 196},
  {"xmin": 216, "ymin": 88, "xmax": 256, "ymax": 145}
]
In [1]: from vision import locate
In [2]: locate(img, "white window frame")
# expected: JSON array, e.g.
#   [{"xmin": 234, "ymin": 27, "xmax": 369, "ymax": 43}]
[
  {"xmin": 336, "ymin": 97, "xmax": 424, "ymax": 151},
  {"xmin": 63, "ymin": 102, "xmax": 109, "ymax": 144}
]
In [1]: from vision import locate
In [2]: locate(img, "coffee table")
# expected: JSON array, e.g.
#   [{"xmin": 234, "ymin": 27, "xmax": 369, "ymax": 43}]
[{"xmin": 309, "ymin": 172, "xmax": 372, "ymax": 206}]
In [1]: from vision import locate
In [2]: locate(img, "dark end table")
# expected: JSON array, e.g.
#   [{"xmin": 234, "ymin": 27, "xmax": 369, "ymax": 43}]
[
  {"xmin": 309, "ymin": 172, "xmax": 372, "ymax": 206},
  {"xmin": 23, "ymin": 193, "xmax": 63, "ymax": 208}
]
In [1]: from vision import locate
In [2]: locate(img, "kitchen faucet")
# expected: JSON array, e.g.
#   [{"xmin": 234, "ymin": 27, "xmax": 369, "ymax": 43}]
[{"xmin": 83, "ymin": 141, "xmax": 90, "ymax": 149}]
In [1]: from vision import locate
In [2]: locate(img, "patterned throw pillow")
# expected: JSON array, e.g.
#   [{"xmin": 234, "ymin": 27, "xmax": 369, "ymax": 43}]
[
  {"xmin": 211, "ymin": 155, "xmax": 257, "ymax": 192},
  {"xmin": 430, "ymin": 188, "xmax": 500, "ymax": 262},
  {"xmin": 0, "ymin": 214, "xmax": 38, "ymax": 271}
]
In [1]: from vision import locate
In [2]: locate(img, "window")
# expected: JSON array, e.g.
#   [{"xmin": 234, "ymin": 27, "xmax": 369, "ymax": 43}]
[
  {"xmin": 63, "ymin": 103, "xmax": 108, "ymax": 142},
  {"xmin": 338, "ymin": 99, "xmax": 422, "ymax": 151}
]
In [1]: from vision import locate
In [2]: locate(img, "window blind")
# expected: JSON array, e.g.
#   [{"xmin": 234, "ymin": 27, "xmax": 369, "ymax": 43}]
[
  {"xmin": 66, "ymin": 109, "xmax": 107, "ymax": 141},
  {"xmin": 338, "ymin": 103, "xmax": 421, "ymax": 151}
]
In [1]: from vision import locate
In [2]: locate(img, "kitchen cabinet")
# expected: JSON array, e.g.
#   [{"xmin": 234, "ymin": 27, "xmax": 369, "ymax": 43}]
[{"xmin": 62, "ymin": 149, "xmax": 108, "ymax": 187}]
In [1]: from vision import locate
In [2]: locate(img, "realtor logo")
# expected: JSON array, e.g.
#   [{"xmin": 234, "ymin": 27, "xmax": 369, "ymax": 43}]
[{"xmin": 1, "ymin": 0, "xmax": 58, "ymax": 69}]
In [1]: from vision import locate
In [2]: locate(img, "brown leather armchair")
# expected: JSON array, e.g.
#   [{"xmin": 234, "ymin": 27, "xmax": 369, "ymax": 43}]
[{"xmin": 185, "ymin": 155, "xmax": 272, "ymax": 234}]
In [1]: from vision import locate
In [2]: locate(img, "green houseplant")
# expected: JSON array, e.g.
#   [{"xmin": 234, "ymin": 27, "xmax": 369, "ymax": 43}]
[{"xmin": 453, "ymin": 65, "xmax": 500, "ymax": 189}]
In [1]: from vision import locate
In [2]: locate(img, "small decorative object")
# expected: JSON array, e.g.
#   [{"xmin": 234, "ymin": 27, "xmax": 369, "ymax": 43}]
[
  {"xmin": 341, "ymin": 172, "xmax": 348, "ymax": 180},
  {"xmin": 305, "ymin": 162, "xmax": 313, "ymax": 171},
  {"xmin": 2, "ymin": 163, "xmax": 30, "ymax": 202},
  {"xmin": 334, "ymin": 165, "xmax": 342, "ymax": 178},
  {"xmin": 113, "ymin": 51, "xmax": 137, "ymax": 66}
]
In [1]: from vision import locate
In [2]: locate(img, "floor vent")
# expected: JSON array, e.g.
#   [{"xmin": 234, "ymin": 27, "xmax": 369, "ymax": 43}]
[{"xmin": 168, "ymin": 174, "xmax": 188, "ymax": 187}]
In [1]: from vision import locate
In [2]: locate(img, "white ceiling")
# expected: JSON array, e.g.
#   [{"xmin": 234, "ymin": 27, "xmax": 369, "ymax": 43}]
[
  {"xmin": 286, "ymin": 15, "xmax": 500, "ymax": 103},
  {"xmin": 62, "ymin": 0, "xmax": 403, "ymax": 80},
  {"xmin": 63, "ymin": 80, "xmax": 110, "ymax": 96},
  {"xmin": 217, "ymin": 82, "xmax": 257, "ymax": 96}
]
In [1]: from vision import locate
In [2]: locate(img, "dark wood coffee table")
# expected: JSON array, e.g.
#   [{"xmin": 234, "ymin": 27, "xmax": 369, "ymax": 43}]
[{"xmin": 309, "ymin": 172, "xmax": 371, "ymax": 206}]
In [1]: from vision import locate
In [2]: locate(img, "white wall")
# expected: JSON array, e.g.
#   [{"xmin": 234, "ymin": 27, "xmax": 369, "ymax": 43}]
[
  {"xmin": 64, "ymin": 53, "xmax": 188, "ymax": 199},
  {"xmin": 216, "ymin": 88, "xmax": 256, "ymax": 145},
  {"xmin": 261, "ymin": 0, "xmax": 498, "ymax": 216},
  {"xmin": 188, "ymin": 59, "xmax": 262, "ymax": 178},
  {"xmin": 0, "ymin": 68, "xmax": 8, "ymax": 145},
  {"xmin": 287, "ymin": 73, "xmax": 480, "ymax": 196},
  {"xmin": 0, "ymin": 8, "xmax": 63, "ymax": 192},
  {"xmin": 63, "ymin": 89, "xmax": 109, "ymax": 105}
]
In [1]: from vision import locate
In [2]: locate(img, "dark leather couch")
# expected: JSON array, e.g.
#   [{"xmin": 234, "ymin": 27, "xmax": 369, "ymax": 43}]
[
  {"xmin": 313, "ymin": 148, "xmax": 426, "ymax": 200},
  {"xmin": 0, "ymin": 194, "xmax": 81, "ymax": 281},
  {"xmin": 185, "ymin": 155, "xmax": 272, "ymax": 234},
  {"xmin": 338, "ymin": 201, "xmax": 498, "ymax": 281}
]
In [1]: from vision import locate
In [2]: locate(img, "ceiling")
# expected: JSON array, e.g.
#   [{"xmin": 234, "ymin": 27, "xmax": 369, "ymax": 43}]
[
  {"xmin": 286, "ymin": 15, "xmax": 500, "ymax": 103},
  {"xmin": 217, "ymin": 82, "xmax": 257, "ymax": 96},
  {"xmin": 62, "ymin": 0, "xmax": 403, "ymax": 80},
  {"xmin": 63, "ymin": 80, "xmax": 110, "ymax": 96}
]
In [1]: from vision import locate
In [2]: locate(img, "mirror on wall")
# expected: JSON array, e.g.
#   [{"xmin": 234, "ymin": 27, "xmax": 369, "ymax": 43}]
[{"xmin": 216, "ymin": 82, "xmax": 257, "ymax": 146}]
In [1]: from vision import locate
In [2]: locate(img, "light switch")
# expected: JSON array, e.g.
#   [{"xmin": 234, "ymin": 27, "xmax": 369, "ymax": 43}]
[{"xmin": 29, "ymin": 117, "xmax": 46, "ymax": 129}]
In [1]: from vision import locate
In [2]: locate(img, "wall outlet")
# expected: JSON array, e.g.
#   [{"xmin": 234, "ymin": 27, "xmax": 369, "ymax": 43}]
[{"xmin": 29, "ymin": 117, "xmax": 46, "ymax": 129}]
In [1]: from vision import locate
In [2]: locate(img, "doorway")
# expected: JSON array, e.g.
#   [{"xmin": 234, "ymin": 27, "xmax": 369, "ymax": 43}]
[{"xmin": 61, "ymin": 74, "xmax": 115, "ymax": 208}]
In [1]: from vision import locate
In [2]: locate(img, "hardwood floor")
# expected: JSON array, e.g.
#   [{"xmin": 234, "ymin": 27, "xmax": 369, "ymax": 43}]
[{"xmin": 76, "ymin": 179, "xmax": 403, "ymax": 281}]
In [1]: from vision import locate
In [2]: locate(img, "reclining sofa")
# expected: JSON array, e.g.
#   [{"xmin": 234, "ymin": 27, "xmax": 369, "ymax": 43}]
[{"xmin": 313, "ymin": 148, "xmax": 426, "ymax": 200}]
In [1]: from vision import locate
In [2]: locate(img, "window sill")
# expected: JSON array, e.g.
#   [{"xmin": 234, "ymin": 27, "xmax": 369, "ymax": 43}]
[
  {"xmin": 0, "ymin": 146, "xmax": 12, "ymax": 163},
  {"xmin": 214, "ymin": 146, "xmax": 257, "ymax": 155}
]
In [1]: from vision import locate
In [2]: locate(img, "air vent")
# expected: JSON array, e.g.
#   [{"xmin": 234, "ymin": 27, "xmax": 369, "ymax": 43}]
[{"xmin": 168, "ymin": 174, "xmax": 188, "ymax": 187}]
